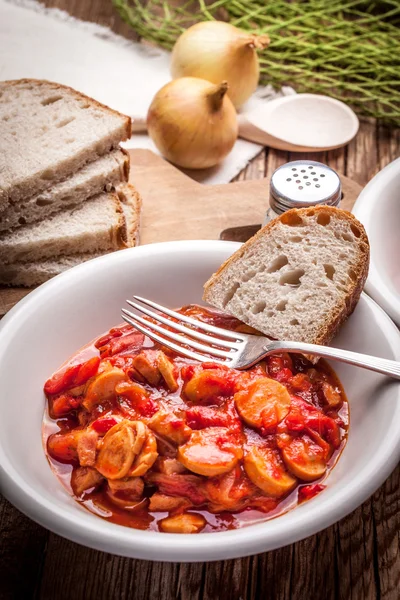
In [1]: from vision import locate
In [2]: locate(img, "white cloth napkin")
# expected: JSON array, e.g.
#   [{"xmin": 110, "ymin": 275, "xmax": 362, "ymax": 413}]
[{"xmin": 0, "ymin": 0, "xmax": 291, "ymax": 184}]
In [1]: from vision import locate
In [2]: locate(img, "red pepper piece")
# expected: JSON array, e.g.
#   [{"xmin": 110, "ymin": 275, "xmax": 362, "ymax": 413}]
[
  {"xmin": 267, "ymin": 353, "xmax": 293, "ymax": 376},
  {"xmin": 321, "ymin": 416, "xmax": 341, "ymax": 448},
  {"xmin": 286, "ymin": 395, "xmax": 341, "ymax": 448},
  {"xmin": 298, "ymin": 483, "xmax": 326, "ymax": 502},
  {"xmin": 285, "ymin": 408, "xmax": 306, "ymax": 432},
  {"xmin": 94, "ymin": 329, "xmax": 123, "ymax": 349},
  {"xmin": 260, "ymin": 404, "xmax": 279, "ymax": 434},
  {"xmin": 101, "ymin": 332, "xmax": 145, "ymax": 357},
  {"xmin": 73, "ymin": 356, "xmax": 101, "ymax": 386},
  {"xmin": 201, "ymin": 362, "xmax": 234, "ymax": 371},
  {"xmin": 186, "ymin": 406, "xmax": 232, "ymax": 430},
  {"xmin": 44, "ymin": 356, "xmax": 100, "ymax": 395},
  {"xmin": 135, "ymin": 397, "xmax": 158, "ymax": 418},
  {"xmin": 274, "ymin": 368, "xmax": 293, "ymax": 384},
  {"xmin": 181, "ymin": 365, "xmax": 196, "ymax": 383},
  {"xmin": 44, "ymin": 364, "xmax": 80, "ymax": 396},
  {"xmin": 91, "ymin": 416, "xmax": 118, "ymax": 434},
  {"xmin": 50, "ymin": 394, "xmax": 82, "ymax": 418}
]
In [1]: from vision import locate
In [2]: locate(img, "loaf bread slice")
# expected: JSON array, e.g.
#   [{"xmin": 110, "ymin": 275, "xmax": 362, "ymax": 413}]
[
  {"xmin": 0, "ymin": 184, "xmax": 139, "ymax": 264},
  {"xmin": 0, "ymin": 149, "xmax": 129, "ymax": 232},
  {"xmin": 203, "ymin": 206, "xmax": 370, "ymax": 346},
  {"xmin": 0, "ymin": 184, "xmax": 141, "ymax": 287},
  {"xmin": 0, "ymin": 79, "xmax": 131, "ymax": 210}
]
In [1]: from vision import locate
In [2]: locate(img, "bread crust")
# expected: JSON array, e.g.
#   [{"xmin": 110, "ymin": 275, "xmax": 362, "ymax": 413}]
[
  {"xmin": 110, "ymin": 194, "xmax": 128, "ymax": 249},
  {"xmin": 116, "ymin": 183, "xmax": 142, "ymax": 247},
  {"xmin": 203, "ymin": 205, "xmax": 370, "ymax": 347},
  {"xmin": 0, "ymin": 79, "xmax": 132, "ymax": 139},
  {"xmin": 120, "ymin": 148, "xmax": 131, "ymax": 180}
]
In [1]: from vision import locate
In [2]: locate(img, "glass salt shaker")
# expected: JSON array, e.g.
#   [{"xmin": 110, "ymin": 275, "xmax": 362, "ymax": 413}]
[{"xmin": 264, "ymin": 160, "xmax": 342, "ymax": 225}]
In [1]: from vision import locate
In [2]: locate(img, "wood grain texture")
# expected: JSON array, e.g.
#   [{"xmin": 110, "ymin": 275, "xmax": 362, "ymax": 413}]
[
  {"xmin": 129, "ymin": 149, "xmax": 360, "ymax": 243},
  {"xmin": 0, "ymin": 1, "xmax": 399, "ymax": 600}
]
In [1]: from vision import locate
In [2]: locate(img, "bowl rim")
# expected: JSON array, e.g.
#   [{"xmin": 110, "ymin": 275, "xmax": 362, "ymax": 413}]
[
  {"xmin": 1, "ymin": 239, "xmax": 400, "ymax": 562},
  {"xmin": 352, "ymin": 157, "xmax": 400, "ymax": 326}
]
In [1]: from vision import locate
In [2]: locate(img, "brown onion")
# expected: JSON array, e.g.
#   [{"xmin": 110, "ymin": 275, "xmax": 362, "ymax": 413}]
[
  {"xmin": 171, "ymin": 21, "xmax": 270, "ymax": 108},
  {"xmin": 147, "ymin": 77, "xmax": 238, "ymax": 169}
]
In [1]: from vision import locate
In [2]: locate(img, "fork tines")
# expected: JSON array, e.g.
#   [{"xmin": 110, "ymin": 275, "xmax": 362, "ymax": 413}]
[{"xmin": 121, "ymin": 295, "xmax": 244, "ymax": 364}]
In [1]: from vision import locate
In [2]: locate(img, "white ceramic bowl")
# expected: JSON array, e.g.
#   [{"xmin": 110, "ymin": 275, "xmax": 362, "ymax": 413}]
[
  {"xmin": 1, "ymin": 240, "xmax": 400, "ymax": 562},
  {"xmin": 352, "ymin": 157, "xmax": 400, "ymax": 327}
]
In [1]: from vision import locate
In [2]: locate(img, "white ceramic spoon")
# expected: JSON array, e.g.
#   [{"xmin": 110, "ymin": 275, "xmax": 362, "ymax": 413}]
[{"xmin": 238, "ymin": 93, "xmax": 359, "ymax": 152}]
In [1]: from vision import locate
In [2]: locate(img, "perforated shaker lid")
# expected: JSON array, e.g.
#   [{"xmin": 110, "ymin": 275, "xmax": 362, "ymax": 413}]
[{"xmin": 270, "ymin": 160, "xmax": 341, "ymax": 215}]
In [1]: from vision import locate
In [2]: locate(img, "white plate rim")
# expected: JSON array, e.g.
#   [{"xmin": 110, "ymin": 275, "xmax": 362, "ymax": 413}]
[{"xmin": 352, "ymin": 157, "xmax": 400, "ymax": 326}]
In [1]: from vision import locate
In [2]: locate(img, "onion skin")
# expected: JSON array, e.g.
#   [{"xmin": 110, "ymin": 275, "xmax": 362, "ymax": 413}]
[
  {"xmin": 147, "ymin": 77, "xmax": 238, "ymax": 170},
  {"xmin": 171, "ymin": 21, "xmax": 270, "ymax": 108}
]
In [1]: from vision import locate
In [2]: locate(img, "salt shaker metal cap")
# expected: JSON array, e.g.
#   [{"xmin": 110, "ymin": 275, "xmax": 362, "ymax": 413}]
[{"xmin": 269, "ymin": 160, "xmax": 341, "ymax": 216}]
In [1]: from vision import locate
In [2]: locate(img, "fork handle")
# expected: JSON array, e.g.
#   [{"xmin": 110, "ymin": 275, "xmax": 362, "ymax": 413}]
[{"xmin": 266, "ymin": 341, "xmax": 400, "ymax": 380}]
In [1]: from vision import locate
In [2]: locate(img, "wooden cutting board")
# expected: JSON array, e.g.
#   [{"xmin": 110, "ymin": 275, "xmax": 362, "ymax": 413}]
[{"xmin": 0, "ymin": 149, "xmax": 362, "ymax": 316}]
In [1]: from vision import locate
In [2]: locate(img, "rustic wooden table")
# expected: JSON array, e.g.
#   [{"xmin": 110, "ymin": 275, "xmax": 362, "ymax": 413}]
[{"xmin": 1, "ymin": 2, "xmax": 400, "ymax": 599}]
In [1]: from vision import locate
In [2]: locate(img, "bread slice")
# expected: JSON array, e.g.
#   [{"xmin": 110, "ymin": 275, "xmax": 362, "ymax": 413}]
[
  {"xmin": 0, "ymin": 192, "xmax": 124, "ymax": 264},
  {"xmin": 203, "ymin": 206, "xmax": 370, "ymax": 346},
  {"xmin": 0, "ymin": 149, "xmax": 129, "ymax": 232},
  {"xmin": 0, "ymin": 184, "xmax": 141, "ymax": 287},
  {"xmin": 0, "ymin": 79, "xmax": 131, "ymax": 210},
  {"xmin": 0, "ymin": 182, "xmax": 142, "ymax": 264}
]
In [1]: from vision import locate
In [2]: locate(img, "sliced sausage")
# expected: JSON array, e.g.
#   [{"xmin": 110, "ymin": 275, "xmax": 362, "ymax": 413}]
[
  {"xmin": 47, "ymin": 431, "xmax": 80, "ymax": 463},
  {"xmin": 282, "ymin": 436, "xmax": 327, "ymax": 481},
  {"xmin": 95, "ymin": 420, "xmax": 146, "ymax": 480},
  {"xmin": 96, "ymin": 423, "xmax": 135, "ymax": 480},
  {"xmin": 83, "ymin": 366, "xmax": 127, "ymax": 410},
  {"xmin": 235, "ymin": 378, "xmax": 291, "ymax": 429},
  {"xmin": 183, "ymin": 368, "xmax": 236, "ymax": 404},
  {"xmin": 128, "ymin": 430, "xmax": 158, "ymax": 477},
  {"xmin": 149, "ymin": 411, "xmax": 191, "ymax": 445},
  {"xmin": 205, "ymin": 467, "xmax": 255, "ymax": 511},
  {"xmin": 244, "ymin": 446, "xmax": 297, "ymax": 498},
  {"xmin": 159, "ymin": 513, "xmax": 206, "ymax": 533},
  {"xmin": 178, "ymin": 428, "xmax": 242, "ymax": 477},
  {"xmin": 127, "ymin": 420, "xmax": 148, "ymax": 455},
  {"xmin": 115, "ymin": 381, "xmax": 158, "ymax": 418},
  {"xmin": 157, "ymin": 352, "xmax": 179, "ymax": 392}
]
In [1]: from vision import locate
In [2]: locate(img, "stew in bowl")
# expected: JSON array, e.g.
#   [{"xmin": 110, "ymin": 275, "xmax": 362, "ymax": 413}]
[{"xmin": 43, "ymin": 304, "xmax": 348, "ymax": 534}]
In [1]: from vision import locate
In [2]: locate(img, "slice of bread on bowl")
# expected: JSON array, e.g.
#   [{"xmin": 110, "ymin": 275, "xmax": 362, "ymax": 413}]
[{"xmin": 204, "ymin": 206, "xmax": 369, "ymax": 347}]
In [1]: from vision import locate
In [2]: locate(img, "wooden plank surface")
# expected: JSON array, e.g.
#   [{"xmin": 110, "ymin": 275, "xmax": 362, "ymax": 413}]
[
  {"xmin": 1, "ymin": 2, "xmax": 399, "ymax": 600},
  {"xmin": 130, "ymin": 149, "xmax": 361, "ymax": 244}
]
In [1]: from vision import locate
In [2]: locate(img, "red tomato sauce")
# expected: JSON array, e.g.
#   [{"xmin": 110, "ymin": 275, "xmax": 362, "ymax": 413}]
[{"xmin": 42, "ymin": 305, "xmax": 349, "ymax": 534}]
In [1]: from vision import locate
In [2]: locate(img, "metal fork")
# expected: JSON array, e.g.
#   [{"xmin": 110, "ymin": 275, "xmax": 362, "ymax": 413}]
[{"xmin": 122, "ymin": 296, "xmax": 400, "ymax": 380}]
